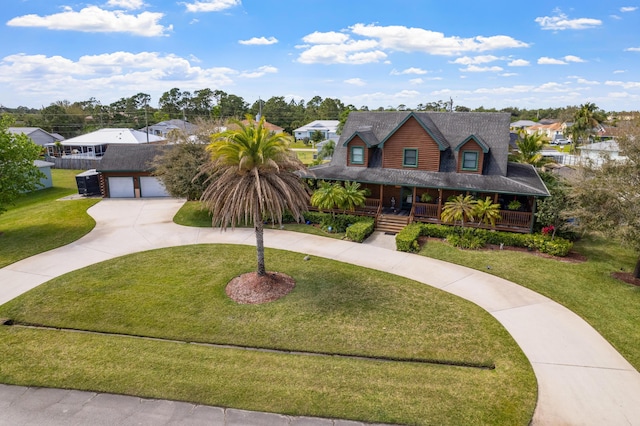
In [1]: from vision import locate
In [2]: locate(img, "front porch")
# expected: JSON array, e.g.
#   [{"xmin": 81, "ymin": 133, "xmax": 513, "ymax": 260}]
[{"xmin": 309, "ymin": 183, "xmax": 536, "ymax": 234}]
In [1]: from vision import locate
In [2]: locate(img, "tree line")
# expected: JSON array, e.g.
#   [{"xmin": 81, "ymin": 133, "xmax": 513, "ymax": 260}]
[{"xmin": 0, "ymin": 87, "xmax": 623, "ymax": 139}]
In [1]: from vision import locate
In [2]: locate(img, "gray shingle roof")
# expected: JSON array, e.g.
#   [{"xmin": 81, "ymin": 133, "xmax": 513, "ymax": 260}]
[
  {"xmin": 303, "ymin": 111, "xmax": 549, "ymax": 196},
  {"xmin": 97, "ymin": 144, "xmax": 170, "ymax": 172}
]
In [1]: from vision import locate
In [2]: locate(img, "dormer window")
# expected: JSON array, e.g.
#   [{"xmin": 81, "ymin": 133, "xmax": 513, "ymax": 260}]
[
  {"xmin": 403, "ymin": 148, "xmax": 418, "ymax": 167},
  {"xmin": 351, "ymin": 146, "xmax": 364, "ymax": 164},
  {"xmin": 461, "ymin": 151, "xmax": 479, "ymax": 171}
]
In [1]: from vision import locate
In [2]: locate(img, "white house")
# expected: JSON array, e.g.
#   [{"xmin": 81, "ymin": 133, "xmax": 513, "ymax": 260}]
[
  {"xmin": 139, "ymin": 119, "xmax": 198, "ymax": 139},
  {"xmin": 578, "ymin": 141, "xmax": 626, "ymax": 165},
  {"xmin": 44, "ymin": 128, "xmax": 165, "ymax": 159},
  {"xmin": 294, "ymin": 120, "xmax": 340, "ymax": 142}
]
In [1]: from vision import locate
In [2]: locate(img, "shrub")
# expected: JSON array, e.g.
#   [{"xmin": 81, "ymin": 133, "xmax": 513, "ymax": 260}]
[
  {"xmin": 445, "ymin": 227, "xmax": 487, "ymax": 250},
  {"xmin": 396, "ymin": 223, "xmax": 423, "ymax": 252},
  {"xmin": 345, "ymin": 220, "xmax": 375, "ymax": 243},
  {"xmin": 527, "ymin": 234, "xmax": 573, "ymax": 257},
  {"xmin": 419, "ymin": 223, "xmax": 451, "ymax": 239}
]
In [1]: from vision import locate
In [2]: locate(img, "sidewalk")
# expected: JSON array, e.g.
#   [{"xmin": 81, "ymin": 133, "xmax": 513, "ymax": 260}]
[{"xmin": 1, "ymin": 198, "xmax": 640, "ymax": 425}]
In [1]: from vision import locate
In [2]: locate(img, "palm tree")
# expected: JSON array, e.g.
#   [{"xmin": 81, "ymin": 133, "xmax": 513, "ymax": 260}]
[
  {"xmin": 317, "ymin": 140, "xmax": 335, "ymax": 160},
  {"xmin": 571, "ymin": 103, "xmax": 604, "ymax": 152},
  {"xmin": 473, "ymin": 197, "xmax": 501, "ymax": 228},
  {"xmin": 200, "ymin": 115, "xmax": 309, "ymax": 277},
  {"xmin": 441, "ymin": 194, "xmax": 477, "ymax": 228},
  {"xmin": 509, "ymin": 131, "xmax": 548, "ymax": 167},
  {"xmin": 340, "ymin": 181, "xmax": 366, "ymax": 211},
  {"xmin": 310, "ymin": 181, "xmax": 345, "ymax": 214}
]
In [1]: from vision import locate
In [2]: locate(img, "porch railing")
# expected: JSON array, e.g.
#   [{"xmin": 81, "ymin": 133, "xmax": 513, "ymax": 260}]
[{"xmin": 412, "ymin": 202, "xmax": 532, "ymax": 232}]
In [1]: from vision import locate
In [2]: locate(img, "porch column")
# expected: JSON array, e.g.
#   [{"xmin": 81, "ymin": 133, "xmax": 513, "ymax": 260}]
[
  {"xmin": 437, "ymin": 188, "xmax": 443, "ymax": 220},
  {"xmin": 529, "ymin": 196, "xmax": 537, "ymax": 234},
  {"xmin": 379, "ymin": 184, "xmax": 384, "ymax": 206}
]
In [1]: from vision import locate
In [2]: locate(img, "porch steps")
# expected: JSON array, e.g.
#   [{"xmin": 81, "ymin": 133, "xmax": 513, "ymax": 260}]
[{"xmin": 375, "ymin": 214, "xmax": 410, "ymax": 234}]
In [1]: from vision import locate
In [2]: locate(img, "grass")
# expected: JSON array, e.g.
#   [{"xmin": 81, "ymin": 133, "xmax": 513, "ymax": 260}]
[
  {"xmin": 0, "ymin": 169, "xmax": 101, "ymax": 268},
  {"xmin": 418, "ymin": 235, "xmax": 640, "ymax": 370},
  {"xmin": 175, "ymin": 201, "xmax": 347, "ymax": 239},
  {"xmin": 0, "ymin": 244, "xmax": 536, "ymax": 425},
  {"xmin": 292, "ymin": 149, "xmax": 316, "ymax": 165}
]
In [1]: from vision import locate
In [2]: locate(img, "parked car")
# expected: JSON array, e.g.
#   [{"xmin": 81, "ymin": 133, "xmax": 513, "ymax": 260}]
[{"xmin": 550, "ymin": 138, "xmax": 570, "ymax": 145}]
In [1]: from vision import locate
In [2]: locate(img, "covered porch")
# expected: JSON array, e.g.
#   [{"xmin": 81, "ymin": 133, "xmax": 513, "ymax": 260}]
[{"xmin": 322, "ymin": 183, "xmax": 537, "ymax": 234}]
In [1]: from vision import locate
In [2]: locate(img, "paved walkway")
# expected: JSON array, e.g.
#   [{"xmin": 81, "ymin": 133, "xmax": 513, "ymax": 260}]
[{"xmin": 1, "ymin": 198, "xmax": 640, "ymax": 425}]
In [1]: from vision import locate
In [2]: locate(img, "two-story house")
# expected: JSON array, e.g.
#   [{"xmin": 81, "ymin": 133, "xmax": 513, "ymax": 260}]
[{"xmin": 302, "ymin": 111, "xmax": 549, "ymax": 233}]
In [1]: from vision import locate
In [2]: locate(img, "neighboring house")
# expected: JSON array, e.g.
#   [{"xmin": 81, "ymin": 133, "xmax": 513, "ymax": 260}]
[
  {"xmin": 526, "ymin": 121, "xmax": 566, "ymax": 141},
  {"xmin": 301, "ymin": 111, "xmax": 549, "ymax": 233},
  {"xmin": 139, "ymin": 119, "xmax": 198, "ymax": 139},
  {"xmin": 44, "ymin": 128, "xmax": 165, "ymax": 159},
  {"xmin": 34, "ymin": 160, "xmax": 55, "ymax": 189},
  {"xmin": 8, "ymin": 127, "xmax": 64, "ymax": 146},
  {"xmin": 510, "ymin": 120, "xmax": 536, "ymax": 132},
  {"xmin": 578, "ymin": 141, "xmax": 626, "ymax": 165},
  {"xmin": 96, "ymin": 144, "xmax": 171, "ymax": 198},
  {"xmin": 294, "ymin": 120, "xmax": 340, "ymax": 142},
  {"xmin": 241, "ymin": 118, "xmax": 284, "ymax": 134}
]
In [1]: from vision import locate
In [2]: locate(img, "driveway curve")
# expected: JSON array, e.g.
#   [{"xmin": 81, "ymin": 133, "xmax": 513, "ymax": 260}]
[{"xmin": 1, "ymin": 198, "xmax": 640, "ymax": 425}]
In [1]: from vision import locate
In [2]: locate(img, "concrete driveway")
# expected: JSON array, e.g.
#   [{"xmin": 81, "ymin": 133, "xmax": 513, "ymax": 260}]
[{"xmin": 1, "ymin": 198, "xmax": 640, "ymax": 425}]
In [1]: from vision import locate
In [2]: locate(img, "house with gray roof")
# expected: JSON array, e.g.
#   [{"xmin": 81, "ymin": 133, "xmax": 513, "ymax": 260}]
[
  {"xmin": 139, "ymin": 119, "xmax": 198, "ymax": 139},
  {"xmin": 294, "ymin": 120, "xmax": 340, "ymax": 142},
  {"xmin": 301, "ymin": 111, "xmax": 549, "ymax": 233},
  {"xmin": 8, "ymin": 127, "xmax": 64, "ymax": 146}
]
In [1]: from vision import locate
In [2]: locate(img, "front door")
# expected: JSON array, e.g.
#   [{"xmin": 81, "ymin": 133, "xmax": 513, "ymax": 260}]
[{"xmin": 400, "ymin": 186, "xmax": 413, "ymax": 211}]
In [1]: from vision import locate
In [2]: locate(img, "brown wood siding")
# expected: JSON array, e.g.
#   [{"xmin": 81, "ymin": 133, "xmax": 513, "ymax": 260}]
[
  {"xmin": 382, "ymin": 186, "xmax": 402, "ymax": 208},
  {"xmin": 382, "ymin": 116, "xmax": 440, "ymax": 171},
  {"xmin": 346, "ymin": 137, "xmax": 368, "ymax": 167},
  {"xmin": 457, "ymin": 139, "xmax": 484, "ymax": 174}
]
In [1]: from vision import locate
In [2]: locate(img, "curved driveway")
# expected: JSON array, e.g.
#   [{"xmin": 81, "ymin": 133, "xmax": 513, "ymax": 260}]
[{"xmin": 1, "ymin": 198, "xmax": 640, "ymax": 425}]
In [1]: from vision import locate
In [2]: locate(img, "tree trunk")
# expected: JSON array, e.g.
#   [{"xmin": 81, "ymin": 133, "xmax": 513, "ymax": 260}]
[
  {"xmin": 633, "ymin": 255, "xmax": 640, "ymax": 279},
  {"xmin": 255, "ymin": 219, "xmax": 266, "ymax": 276}
]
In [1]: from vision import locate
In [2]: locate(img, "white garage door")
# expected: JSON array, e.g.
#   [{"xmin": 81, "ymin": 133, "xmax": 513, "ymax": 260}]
[
  {"xmin": 140, "ymin": 176, "xmax": 170, "ymax": 197},
  {"xmin": 108, "ymin": 177, "xmax": 135, "ymax": 198}
]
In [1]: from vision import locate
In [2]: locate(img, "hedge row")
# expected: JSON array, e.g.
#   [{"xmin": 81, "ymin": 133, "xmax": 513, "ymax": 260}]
[
  {"xmin": 346, "ymin": 220, "xmax": 375, "ymax": 243},
  {"xmin": 396, "ymin": 223, "xmax": 573, "ymax": 257}
]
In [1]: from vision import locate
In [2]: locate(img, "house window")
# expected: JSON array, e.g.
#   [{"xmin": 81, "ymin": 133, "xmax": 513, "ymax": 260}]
[
  {"xmin": 403, "ymin": 148, "xmax": 418, "ymax": 167},
  {"xmin": 351, "ymin": 146, "xmax": 364, "ymax": 164},
  {"xmin": 462, "ymin": 151, "xmax": 479, "ymax": 171}
]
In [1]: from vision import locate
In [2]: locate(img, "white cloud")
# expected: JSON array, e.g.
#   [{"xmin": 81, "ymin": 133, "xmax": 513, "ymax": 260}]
[
  {"xmin": 239, "ymin": 65, "xmax": 277, "ymax": 78},
  {"xmin": 564, "ymin": 55, "xmax": 586, "ymax": 63},
  {"xmin": 535, "ymin": 10, "xmax": 602, "ymax": 30},
  {"xmin": 538, "ymin": 57, "xmax": 567, "ymax": 65},
  {"xmin": 605, "ymin": 80, "xmax": 640, "ymax": 89},
  {"xmin": 390, "ymin": 67, "xmax": 428, "ymax": 75},
  {"xmin": 350, "ymin": 23, "xmax": 528, "ymax": 55},
  {"xmin": 297, "ymin": 23, "xmax": 528, "ymax": 64},
  {"xmin": 575, "ymin": 78, "xmax": 600, "ymax": 85},
  {"xmin": 0, "ymin": 52, "xmax": 238, "ymax": 102},
  {"xmin": 344, "ymin": 78, "xmax": 366, "ymax": 86},
  {"xmin": 297, "ymin": 39, "xmax": 384, "ymax": 64},
  {"xmin": 613, "ymin": 70, "xmax": 626, "ymax": 74},
  {"xmin": 106, "ymin": 0, "xmax": 145, "ymax": 9},
  {"xmin": 451, "ymin": 55, "xmax": 499, "ymax": 65},
  {"xmin": 182, "ymin": 0, "xmax": 241, "ymax": 13},
  {"xmin": 238, "ymin": 36, "xmax": 278, "ymax": 45},
  {"xmin": 500, "ymin": 72, "xmax": 517, "ymax": 77},
  {"xmin": 302, "ymin": 31, "xmax": 350, "ymax": 44},
  {"xmin": 625, "ymin": 47, "xmax": 640, "ymax": 52},
  {"xmin": 409, "ymin": 78, "xmax": 424, "ymax": 85},
  {"xmin": 621, "ymin": 6, "xmax": 638, "ymax": 12},
  {"xmin": 508, "ymin": 59, "xmax": 530, "ymax": 66},
  {"xmin": 460, "ymin": 65, "xmax": 503, "ymax": 72},
  {"xmin": 6, "ymin": 6, "xmax": 170, "ymax": 37}
]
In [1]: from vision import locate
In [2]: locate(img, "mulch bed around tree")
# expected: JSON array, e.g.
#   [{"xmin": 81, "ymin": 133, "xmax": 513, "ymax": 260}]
[
  {"xmin": 611, "ymin": 272, "xmax": 640, "ymax": 287},
  {"xmin": 226, "ymin": 271, "xmax": 296, "ymax": 304}
]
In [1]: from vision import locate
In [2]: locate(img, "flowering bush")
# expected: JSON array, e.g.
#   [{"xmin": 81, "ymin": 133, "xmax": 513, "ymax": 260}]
[{"xmin": 541, "ymin": 225, "xmax": 555, "ymax": 236}]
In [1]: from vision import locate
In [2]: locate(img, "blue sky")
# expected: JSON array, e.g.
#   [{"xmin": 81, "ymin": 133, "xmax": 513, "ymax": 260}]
[{"xmin": 1, "ymin": 0, "xmax": 639, "ymax": 112}]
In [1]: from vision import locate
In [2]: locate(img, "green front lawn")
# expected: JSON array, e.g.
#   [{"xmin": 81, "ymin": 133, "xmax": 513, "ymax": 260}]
[
  {"xmin": 418, "ymin": 235, "xmax": 640, "ymax": 370},
  {"xmin": 0, "ymin": 244, "xmax": 536, "ymax": 425},
  {"xmin": 0, "ymin": 169, "xmax": 101, "ymax": 268}
]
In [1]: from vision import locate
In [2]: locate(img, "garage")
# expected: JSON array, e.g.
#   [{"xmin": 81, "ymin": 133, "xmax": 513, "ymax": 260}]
[
  {"xmin": 108, "ymin": 177, "xmax": 135, "ymax": 198},
  {"xmin": 140, "ymin": 176, "xmax": 170, "ymax": 197}
]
